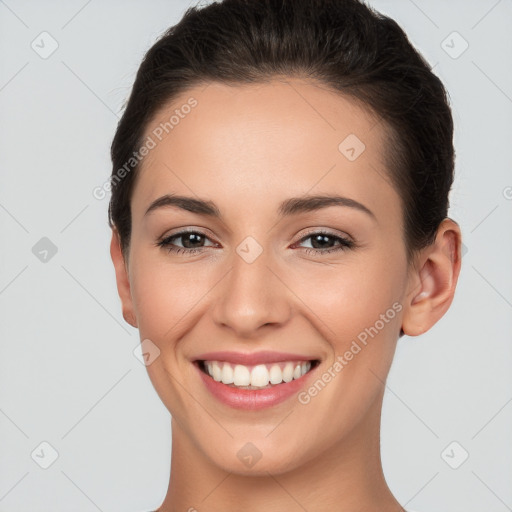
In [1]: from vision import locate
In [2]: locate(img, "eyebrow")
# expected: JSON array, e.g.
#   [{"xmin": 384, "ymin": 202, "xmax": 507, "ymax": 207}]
[{"xmin": 144, "ymin": 194, "xmax": 376, "ymax": 220}]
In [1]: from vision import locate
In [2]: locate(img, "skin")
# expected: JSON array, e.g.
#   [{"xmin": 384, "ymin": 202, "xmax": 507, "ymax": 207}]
[{"xmin": 110, "ymin": 78, "xmax": 462, "ymax": 512}]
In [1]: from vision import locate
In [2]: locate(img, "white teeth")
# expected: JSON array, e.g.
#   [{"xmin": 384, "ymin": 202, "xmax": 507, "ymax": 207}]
[
  {"xmin": 250, "ymin": 364, "xmax": 270, "ymax": 387},
  {"xmin": 221, "ymin": 363, "xmax": 234, "ymax": 384},
  {"xmin": 233, "ymin": 365, "xmax": 251, "ymax": 386},
  {"xmin": 212, "ymin": 361, "xmax": 222, "ymax": 382},
  {"xmin": 269, "ymin": 364, "xmax": 282, "ymax": 384},
  {"xmin": 203, "ymin": 359, "xmax": 314, "ymax": 388},
  {"xmin": 282, "ymin": 362, "xmax": 294, "ymax": 382}
]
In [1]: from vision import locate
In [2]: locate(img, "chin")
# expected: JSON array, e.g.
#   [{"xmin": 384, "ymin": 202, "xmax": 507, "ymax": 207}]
[{"xmin": 202, "ymin": 435, "xmax": 312, "ymax": 477}]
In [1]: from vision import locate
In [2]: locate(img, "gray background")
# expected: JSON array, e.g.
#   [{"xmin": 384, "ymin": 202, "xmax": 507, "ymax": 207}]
[{"xmin": 0, "ymin": 0, "xmax": 511, "ymax": 511}]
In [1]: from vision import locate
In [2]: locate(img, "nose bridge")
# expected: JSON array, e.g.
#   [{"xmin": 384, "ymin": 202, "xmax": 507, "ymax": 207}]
[{"xmin": 212, "ymin": 237, "xmax": 291, "ymax": 336}]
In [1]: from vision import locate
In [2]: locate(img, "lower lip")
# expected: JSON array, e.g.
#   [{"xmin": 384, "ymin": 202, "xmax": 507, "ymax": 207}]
[{"xmin": 195, "ymin": 362, "xmax": 317, "ymax": 410}]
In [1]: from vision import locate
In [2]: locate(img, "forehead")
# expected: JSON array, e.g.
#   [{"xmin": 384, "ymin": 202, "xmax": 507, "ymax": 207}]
[{"xmin": 132, "ymin": 78, "xmax": 398, "ymax": 222}]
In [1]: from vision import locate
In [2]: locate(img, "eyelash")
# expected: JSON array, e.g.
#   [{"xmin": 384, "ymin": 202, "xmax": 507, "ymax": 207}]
[{"xmin": 155, "ymin": 229, "xmax": 355, "ymax": 256}]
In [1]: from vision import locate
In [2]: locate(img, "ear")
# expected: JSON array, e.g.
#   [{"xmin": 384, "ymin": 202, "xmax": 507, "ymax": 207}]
[
  {"xmin": 401, "ymin": 218, "xmax": 462, "ymax": 337},
  {"xmin": 110, "ymin": 228, "xmax": 138, "ymax": 328}
]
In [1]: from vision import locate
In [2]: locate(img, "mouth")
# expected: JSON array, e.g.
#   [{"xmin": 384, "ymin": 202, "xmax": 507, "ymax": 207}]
[
  {"xmin": 195, "ymin": 359, "xmax": 320, "ymax": 390},
  {"xmin": 191, "ymin": 350, "xmax": 322, "ymax": 409}
]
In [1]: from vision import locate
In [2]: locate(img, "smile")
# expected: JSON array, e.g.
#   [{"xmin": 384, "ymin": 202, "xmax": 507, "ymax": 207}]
[
  {"xmin": 198, "ymin": 360, "xmax": 316, "ymax": 389},
  {"xmin": 192, "ymin": 352, "xmax": 321, "ymax": 410}
]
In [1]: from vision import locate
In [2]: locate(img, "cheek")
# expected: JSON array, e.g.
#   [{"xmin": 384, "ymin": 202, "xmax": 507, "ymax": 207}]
[
  {"xmin": 293, "ymin": 261, "xmax": 403, "ymax": 428},
  {"xmin": 128, "ymin": 250, "xmax": 218, "ymax": 340},
  {"xmin": 294, "ymin": 254, "xmax": 404, "ymax": 347},
  {"xmin": 129, "ymin": 254, "xmax": 184, "ymax": 337}
]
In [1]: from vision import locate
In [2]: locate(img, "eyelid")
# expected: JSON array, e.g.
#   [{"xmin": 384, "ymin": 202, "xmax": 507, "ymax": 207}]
[
  {"xmin": 160, "ymin": 226, "xmax": 218, "ymax": 242},
  {"xmin": 293, "ymin": 227, "xmax": 353, "ymax": 244},
  {"xmin": 159, "ymin": 227, "xmax": 352, "ymax": 245},
  {"xmin": 156, "ymin": 226, "xmax": 357, "ymax": 258}
]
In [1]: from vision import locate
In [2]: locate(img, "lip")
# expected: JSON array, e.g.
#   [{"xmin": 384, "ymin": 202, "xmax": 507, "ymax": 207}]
[
  {"xmin": 193, "ymin": 350, "xmax": 316, "ymax": 365},
  {"xmin": 193, "ymin": 353, "xmax": 320, "ymax": 410}
]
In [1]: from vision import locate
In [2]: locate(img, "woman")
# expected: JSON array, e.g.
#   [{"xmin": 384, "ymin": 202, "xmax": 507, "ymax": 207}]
[{"xmin": 108, "ymin": 0, "xmax": 462, "ymax": 510}]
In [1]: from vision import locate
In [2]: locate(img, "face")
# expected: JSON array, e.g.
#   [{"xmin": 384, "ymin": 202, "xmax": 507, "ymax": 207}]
[{"xmin": 114, "ymin": 78, "xmax": 413, "ymax": 475}]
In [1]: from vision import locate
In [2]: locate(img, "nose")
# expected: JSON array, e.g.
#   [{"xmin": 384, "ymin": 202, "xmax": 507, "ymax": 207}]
[{"xmin": 211, "ymin": 244, "xmax": 292, "ymax": 338}]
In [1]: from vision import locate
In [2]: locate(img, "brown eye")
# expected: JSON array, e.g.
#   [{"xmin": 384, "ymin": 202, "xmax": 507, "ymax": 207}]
[
  {"xmin": 156, "ymin": 230, "xmax": 217, "ymax": 255},
  {"xmin": 296, "ymin": 231, "xmax": 355, "ymax": 255}
]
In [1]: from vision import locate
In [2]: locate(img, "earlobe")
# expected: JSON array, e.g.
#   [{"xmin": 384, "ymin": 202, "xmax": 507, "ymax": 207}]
[
  {"xmin": 110, "ymin": 229, "xmax": 138, "ymax": 329},
  {"xmin": 401, "ymin": 218, "xmax": 462, "ymax": 337}
]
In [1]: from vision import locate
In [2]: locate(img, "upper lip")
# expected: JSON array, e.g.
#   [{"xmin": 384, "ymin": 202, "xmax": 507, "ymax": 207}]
[{"xmin": 193, "ymin": 351, "xmax": 318, "ymax": 366}]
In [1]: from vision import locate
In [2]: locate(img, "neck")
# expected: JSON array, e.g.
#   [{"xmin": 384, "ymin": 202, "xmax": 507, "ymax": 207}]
[{"xmin": 156, "ymin": 392, "xmax": 404, "ymax": 512}]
